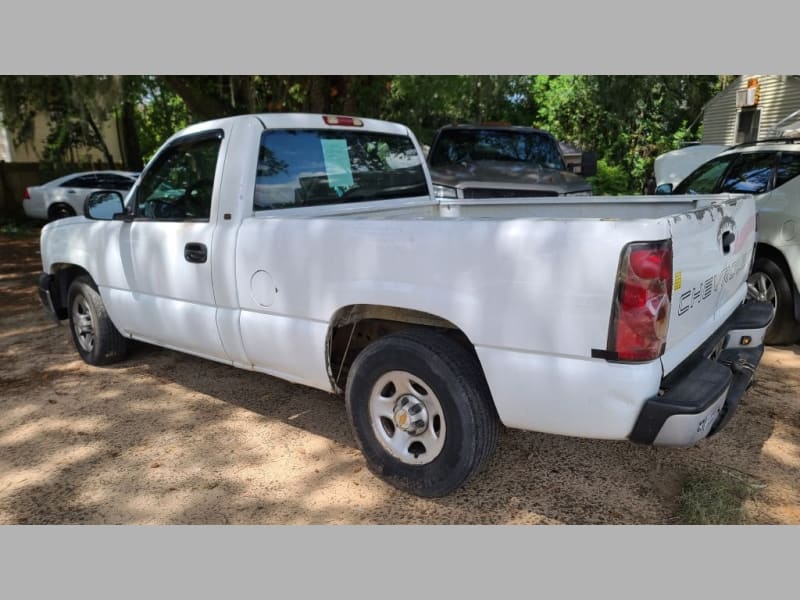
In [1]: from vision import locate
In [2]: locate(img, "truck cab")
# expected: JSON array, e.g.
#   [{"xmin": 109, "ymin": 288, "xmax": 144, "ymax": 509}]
[{"xmin": 427, "ymin": 124, "xmax": 596, "ymax": 199}]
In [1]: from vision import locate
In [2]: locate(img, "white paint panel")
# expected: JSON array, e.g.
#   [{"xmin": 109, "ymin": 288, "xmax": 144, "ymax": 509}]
[
  {"xmin": 215, "ymin": 306, "xmax": 250, "ymax": 366},
  {"xmin": 239, "ymin": 310, "xmax": 332, "ymax": 391},
  {"xmin": 102, "ymin": 287, "xmax": 227, "ymax": 361},
  {"xmin": 476, "ymin": 345, "xmax": 662, "ymax": 439},
  {"xmin": 235, "ymin": 207, "xmax": 672, "ymax": 361},
  {"xmin": 662, "ymin": 195, "xmax": 756, "ymax": 374}
]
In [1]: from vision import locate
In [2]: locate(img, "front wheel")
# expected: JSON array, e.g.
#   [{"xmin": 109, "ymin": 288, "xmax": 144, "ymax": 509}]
[
  {"xmin": 67, "ymin": 275, "xmax": 129, "ymax": 365},
  {"xmin": 746, "ymin": 257, "xmax": 800, "ymax": 345},
  {"xmin": 345, "ymin": 329, "xmax": 499, "ymax": 497}
]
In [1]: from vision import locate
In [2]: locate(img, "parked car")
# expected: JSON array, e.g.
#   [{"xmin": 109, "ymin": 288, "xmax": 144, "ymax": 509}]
[
  {"xmin": 656, "ymin": 138, "xmax": 800, "ymax": 344},
  {"xmin": 37, "ymin": 113, "xmax": 769, "ymax": 497},
  {"xmin": 23, "ymin": 170, "xmax": 139, "ymax": 221},
  {"xmin": 427, "ymin": 124, "xmax": 596, "ymax": 199},
  {"xmin": 654, "ymin": 143, "xmax": 730, "ymax": 188}
]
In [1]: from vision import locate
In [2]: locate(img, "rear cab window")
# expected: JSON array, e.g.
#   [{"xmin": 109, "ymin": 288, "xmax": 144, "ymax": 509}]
[{"xmin": 253, "ymin": 129, "xmax": 428, "ymax": 211}]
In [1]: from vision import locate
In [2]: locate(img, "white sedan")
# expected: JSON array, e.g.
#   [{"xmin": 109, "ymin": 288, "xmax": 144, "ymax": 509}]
[{"xmin": 23, "ymin": 171, "xmax": 139, "ymax": 221}]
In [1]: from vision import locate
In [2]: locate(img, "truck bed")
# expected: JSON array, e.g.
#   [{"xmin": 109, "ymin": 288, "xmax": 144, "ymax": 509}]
[{"xmin": 279, "ymin": 193, "xmax": 744, "ymax": 222}]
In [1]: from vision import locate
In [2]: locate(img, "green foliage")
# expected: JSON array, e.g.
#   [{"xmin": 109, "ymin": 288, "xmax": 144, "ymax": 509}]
[
  {"xmin": 0, "ymin": 216, "xmax": 40, "ymax": 237},
  {"xmin": 383, "ymin": 76, "xmax": 536, "ymax": 145},
  {"xmin": 589, "ymin": 159, "xmax": 631, "ymax": 195},
  {"xmin": 532, "ymin": 75, "xmax": 723, "ymax": 193},
  {"xmin": 0, "ymin": 75, "xmax": 122, "ymax": 170},
  {"xmin": 135, "ymin": 77, "xmax": 191, "ymax": 163},
  {"xmin": 1, "ymin": 75, "xmax": 730, "ymax": 194}
]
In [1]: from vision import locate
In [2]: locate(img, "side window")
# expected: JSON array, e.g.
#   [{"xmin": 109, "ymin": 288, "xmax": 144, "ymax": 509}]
[
  {"xmin": 61, "ymin": 174, "xmax": 99, "ymax": 188},
  {"xmin": 719, "ymin": 152, "xmax": 776, "ymax": 194},
  {"xmin": 135, "ymin": 133, "xmax": 222, "ymax": 221},
  {"xmin": 674, "ymin": 155, "xmax": 736, "ymax": 195},
  {"xmin": 96, "ymin": 174, "xmax": 135, "ymax": 191},
  {"xmin": 775, "ymin": 152, "xmax": 800, "ymax": 188}
]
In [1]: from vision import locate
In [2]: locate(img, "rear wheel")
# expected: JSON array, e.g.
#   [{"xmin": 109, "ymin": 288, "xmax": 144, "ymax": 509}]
[
  {"xmin": 747, "ymin": 257, "xmax": 800, "ymax": 345},
  {"xmin": 345, "ymin": 329, "xmax": 499, "ymax": 497},
  {"xmin": 67, "ymin": 276, "xmax": 129, "ymax": 365},
  {"xmin": 48, "ymin": 203, "xmax": 76, "ymax": 221}
]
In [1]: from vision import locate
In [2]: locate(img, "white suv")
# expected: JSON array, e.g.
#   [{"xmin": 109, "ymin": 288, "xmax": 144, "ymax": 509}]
[{"xmin": 657, "ymin": 139, "xmax": 800, "ymax": 344}]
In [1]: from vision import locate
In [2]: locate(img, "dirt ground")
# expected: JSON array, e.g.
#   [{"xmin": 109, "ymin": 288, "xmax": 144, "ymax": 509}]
[{"xmin": 1, "ymin": 233, "xmax": 798, "ymax": 524}]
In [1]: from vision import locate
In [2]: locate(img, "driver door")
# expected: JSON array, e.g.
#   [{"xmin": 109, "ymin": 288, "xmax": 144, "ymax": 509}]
[{"xmin": 111, "ymin": 129, "xmax": 229, "ymax": 361}]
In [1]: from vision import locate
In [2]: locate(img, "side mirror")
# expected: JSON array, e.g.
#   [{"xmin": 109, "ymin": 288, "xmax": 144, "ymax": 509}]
[
  {"xmin": 84, "ymin": 190, "xmax": 125, "ymax": 220},
  {"xmin": 580, "ymin": 151, "xmax": 597, "ymax": 177},
  {"xmin": 655, "ymin": 183, "xmax": 674, "ymax": 195}
]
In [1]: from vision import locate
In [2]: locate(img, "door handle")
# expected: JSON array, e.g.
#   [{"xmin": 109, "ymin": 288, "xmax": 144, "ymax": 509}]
[
  {"xmin": 67, "ymin": 189, "xmax": 77, "ymax": 194},
  {"xmin": 184, "ymin": 242, "xmax": 208, "ymax": 263}
]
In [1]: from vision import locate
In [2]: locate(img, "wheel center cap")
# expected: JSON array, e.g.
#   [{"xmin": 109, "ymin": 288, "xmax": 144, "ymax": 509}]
[{"xmin": 393, "ymin": 395, "xmax": 429, "ymax": 435}]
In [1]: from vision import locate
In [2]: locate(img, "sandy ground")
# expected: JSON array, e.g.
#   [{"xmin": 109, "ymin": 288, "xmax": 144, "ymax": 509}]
[{"xmin": 1, "ymin": 233, "xmax": 798, "ymax": 524}]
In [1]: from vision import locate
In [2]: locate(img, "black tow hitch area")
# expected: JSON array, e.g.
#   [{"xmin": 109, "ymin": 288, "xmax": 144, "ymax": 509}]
[{"xmin": 706, "ymin": 346, "xmax": 763, "ymax": 437}]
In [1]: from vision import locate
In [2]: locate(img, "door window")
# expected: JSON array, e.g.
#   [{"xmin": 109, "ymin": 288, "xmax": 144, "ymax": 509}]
[
  {"xmin": 61, "ymin": 174, "xmax": 99, "ymax": 188},
  {"xmin": 775, "ymin": 152, "xmax": 800, "ymax": 188},
  {"xmin": 674, "ymin": 155, "xmax": 736, "ymax": 194},
  {"xmin": 96, "ymin": 174, "xmax": 136, "ymax": 191},
  {"xmin": 719, "ymin": 152, "xmax": 776, "ymax": 194},
  {"xmin": 134, "ymin": 132, "xmax": 222, "ymax": 221}
]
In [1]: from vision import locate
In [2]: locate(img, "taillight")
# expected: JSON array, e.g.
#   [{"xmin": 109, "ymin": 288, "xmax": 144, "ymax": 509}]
[
  {"xmin": 608, "ymin": 240, "xmax": 673, "ymax": 361},
  {"xmin": 322, "ymin": 115, "xmax": 363, "ymax": 127},
  {"xmin": 24, "ymin": 188, "xmax": 30, "ymax": 200}
]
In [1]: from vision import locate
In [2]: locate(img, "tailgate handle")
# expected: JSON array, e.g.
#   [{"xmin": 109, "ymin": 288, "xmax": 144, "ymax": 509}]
[
  {"xmin": 722, "ymin": 231, "xmax": 735, "ymax": 254},
  {"xmin": 184, "ymin": 242, "xmax": 207, "ymax": 263}
]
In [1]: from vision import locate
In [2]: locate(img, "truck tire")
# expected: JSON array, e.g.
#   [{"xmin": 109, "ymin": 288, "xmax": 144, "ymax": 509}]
[
  {"xmin": 747, "ymin": 257, "xmax": 800, "ymax": 345},
  {"xmin": 67, "ymin": 275, "xmax": 129, "ymax": 365},
  {"xmin": 345, "ymin": 329, "xmax": 499, "ymax": 497}
]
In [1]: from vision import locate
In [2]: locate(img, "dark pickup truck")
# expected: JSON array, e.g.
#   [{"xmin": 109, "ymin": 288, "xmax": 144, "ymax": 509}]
[{"xmin": 427, "ymin": 124, "xmax": 596, "ymax": 199}]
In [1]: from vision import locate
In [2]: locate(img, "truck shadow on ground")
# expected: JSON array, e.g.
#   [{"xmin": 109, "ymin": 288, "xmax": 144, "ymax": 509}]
[{"xmin": 2, "ymin": 313, "xmax": 795, "ymax": 525}]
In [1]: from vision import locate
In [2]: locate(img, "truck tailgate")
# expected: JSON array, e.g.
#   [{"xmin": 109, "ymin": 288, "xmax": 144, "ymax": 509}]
[{"xmin": 661, "ymin": 194, "xmax": 757, "ymax": 375}]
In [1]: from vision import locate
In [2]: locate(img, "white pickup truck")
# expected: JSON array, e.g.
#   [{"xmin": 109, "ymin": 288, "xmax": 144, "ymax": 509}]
[{"xmin": 37, "ymin": 113, "xmax": 772, "ymax": 497}]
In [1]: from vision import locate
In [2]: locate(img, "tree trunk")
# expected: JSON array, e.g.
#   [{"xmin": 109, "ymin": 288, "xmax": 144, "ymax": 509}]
[
  {"xmin": 341, "ymin": 76, "xmax": 359, "ymax": 115},
  {"xmin": 83, "ymin": 104, "xmax": 116, "ymax": 169},
  {"xmin": 119, "ymin": 77, "xmax": 144, "ymax": 171},
  {"xmin": 306, "ymin": 76, "xmax": 328, "ymax": 113}
]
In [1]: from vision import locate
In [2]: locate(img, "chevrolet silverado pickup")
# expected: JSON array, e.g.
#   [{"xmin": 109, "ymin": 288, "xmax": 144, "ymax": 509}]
[
  {"xmin": 427, "ymin": 124, "xmax": 595, "ymax": 199},
  {"xmin": 37, "ymin": 113, "xmax": 772, "ymax": 497}
]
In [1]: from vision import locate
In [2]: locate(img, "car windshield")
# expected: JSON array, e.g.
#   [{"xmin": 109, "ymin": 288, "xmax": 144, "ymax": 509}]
[
  {"xmin": 429, "ymin": 129, "xmax": 565, "ymax": 170},
  {"xmin": 253, "ymin": 129, "xmax": 428, "ymax": 211}
]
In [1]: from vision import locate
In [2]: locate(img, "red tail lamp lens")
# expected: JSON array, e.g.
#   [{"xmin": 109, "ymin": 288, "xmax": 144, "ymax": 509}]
[{"xmin": 609, "ymin": 240, "xmax": 673, "ymax": 361}]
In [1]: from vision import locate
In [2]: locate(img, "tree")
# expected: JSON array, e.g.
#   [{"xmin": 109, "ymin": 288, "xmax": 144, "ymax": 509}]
[
  {"xmin": 0, "ymin": 76, "xmax": 123, "ymax": 170},
  {"xmin": 383, "ymin": 76, "xmax": 536, "ymax": 145},
  {"xmin": 531, "ymin": 75, "xmax": 726, "ymax": 193},
  {"xmin": 0, "ymin": 74, "xmax": 730, "ymax": 193}
]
